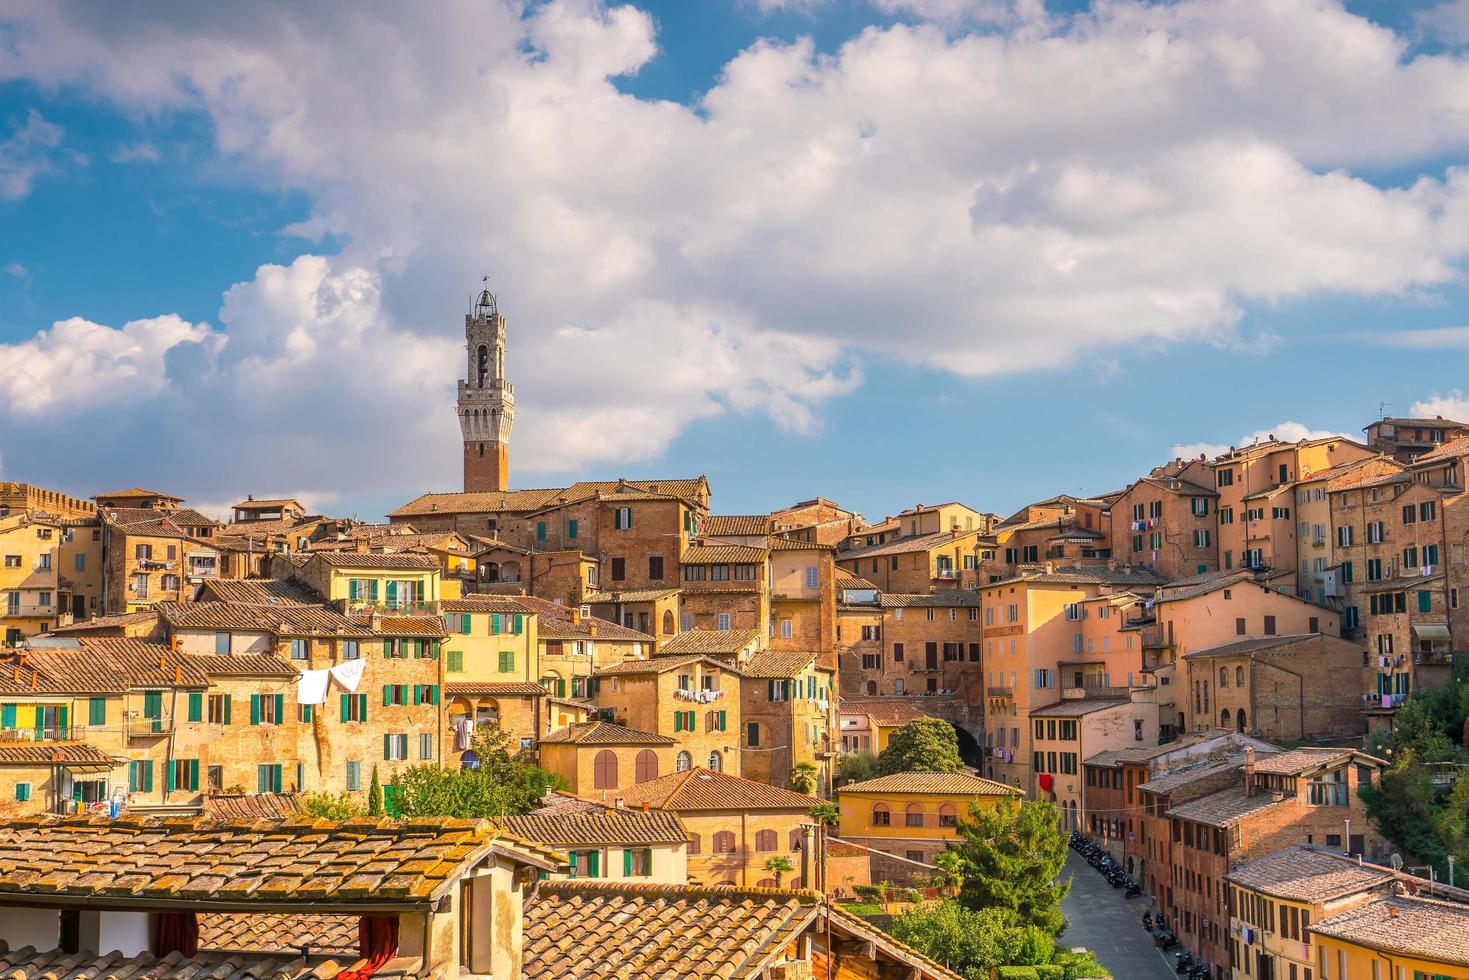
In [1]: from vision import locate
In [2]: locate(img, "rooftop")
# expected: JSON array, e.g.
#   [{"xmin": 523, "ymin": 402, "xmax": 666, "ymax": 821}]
[
  {"xmin": 307, "ymin": 552, "xmax": 440, "ymax": 571},
  {"xmin": 702, "ymin": 515, "xmax": 771, "ymax": 537},
  {"xmin": 838, "ymin": 697, "xmax": 938, "ymax": 728},
  {"xmin": 616, "ymin": 768, "xmax": 815, "ymax": 812},
  {"xmin": 1181, "ymin": 634, "xmax": 1324, "ymax": 659},
  {"xmin": 739, "ymin": 651, "xmax": 821, "ymax": 679},
  {"xmin": 1310, "ymin": 894, "xmax": 1469, "ymax": 966},
  {"xmin": 1227, "ymin": 845, "xmax": 1394, "ymax": 902},
  {"xmin": 502, "ymin": 807, "xmax": 689, "ymax": 847},
  {"xmin": 1030, "ymin": 698, "xmax": 1131, "ymax": 718},
  {"xmin": 656, "ymin": 629, "xmax": 761, "ymax": 657},
  {"xmin": 879, "ymin": 592, "xmax": 981, "ymax": 608},
  {"xmin": 841, "ymin": 771, "xmax": 1020, "ymax": 797},
  {"xmin": 680, "ymin": 544, "xmax": 769, "ymax": 564},
  {"xmin": 1165, "ymin": 785, "xmax": 1286, "ymax": 827},
  {"xmin": 538, "ymin": 721, "xmax": 675, "ymax": 746},
  {"xmin": 158, "ymin": 601, "xmax": 372, "ymax": 637},
  {"xmin": 0, "ymin": 944, "xmax": 354, "ymax": 980},
  {"xmin": 521, "ymin": 881, "xmax": 820, "ymax": 979}
]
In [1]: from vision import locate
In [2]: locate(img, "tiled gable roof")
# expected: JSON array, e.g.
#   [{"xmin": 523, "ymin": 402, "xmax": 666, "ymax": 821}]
[
  {"xmin": 583, "ymin": 587, "xmax": 680, "ymax": 603},
  {"xmin": 502, "ymin": 808, "xmax": 689, "ymax": 847},
  {"xmin": 0, "ymin": 944, "xmax": 354, "ymax": 980},
  {"xmin": 439, "ymin": 596, "xmax": 534, "ymax": 614},
  {"xmin": 390, "ymin": 478, "xmax": 707, "ymax": 518},
  {"xmin": 538, "ymin": 721, "xmax": 675, "ymax": 746},
  {"xmin": 92, "ymin": 487, "xmax": 181, "ymax": 501},
  {"xmin": 521, "ymin": 880, "xmax": 819, "ymax": 979},
  {"xmin": 1250, "ymin": 747, "xmax": 1380, "ymax": 776},
  {"xmin": 1181, "ymin": 634, "xmax": 1327, "ymax": 659},
  {"xmin": 196, "ymin": 579, "xmax": 324, "ymax": 605},
  {"xmin": 594, "ymin": 654, "xmax": 738, "ymax": 677},
  {"xmin": 982, "ymin": 566, "xmax": 1168, "ymax": 590},
  {"xmin": 189, "ymin": 654, "xmax": 299, "ymax": 678},
  {"xmin": 680, "ymin": 544, "xmax": 769, "ymax": 564},
  {"xmin": 879, "ymin": 592, "xmax": 980, "ymax": 608},
  {"xmin": 1227, "ymin": 845, "xmax": 1393, "ymax": 902},
  {"xmin": 1030, "ymin": 698, "xmax": 1130, "ymax": 717},
  {"xmin": 0, "ymin": 742, "xmax": 114, "ymax": 767},
  {"xmin": 703, "ymin": 515, "xmax": 771, "ymax": 537},
  {"xmin": 838, "ymin": 698, "xmax": 935, "ymax": 728},
  {"xmin": 1310, "ymin": 894, "xmax": 1469, "ymax": 965},
  {"xmin": 12, "ymin": 638, "xmax": 210, "ymax": 691},
  {"xmin": 363, "ymin": 614, "xmax": 447, "ymax": 637},
  {"xmin": 0, "ymin": 815, "xmax": 536, "ymax": 907},
  {"xmin": 615, "ymin": 768, "xmax": 814, "ymax": 811},
  {"xmin": 840, "ymin": 772, "xmax": 1019, "ymax": 797},
  {"xmin": 656, "ymin": 629, "xmax": 761, "ymax": 656},
  {"xmin": 739, "ymin": 651, "xmax": 820, "ymax": 678},
  {"xmin": 840, "ymin": 529, "xmax": 978, "ymax": 561},
  {"xmin": 308, "ymin": 552, "xmax": 440, "ymax": 570},
  {"xmin": 44, "ymin": 610, "xmax": 158, "ymax": 635},
  {"xmin": 198, "ymin": 912, "xmax": 357, "ymax": 957},
  {"xmin": 539, "ymin": 616, "xmax": 651, "ymax": 642},
  {"xmin": 158, "ymin": 601, "xmax": 372, "ymax": 637},
  {"xmin": 1165, "ymin": 786, "xmax": 1286, "ymax": 827},
  {"xmin": 202, "ymin": 793, "xmax": 302, "ymax": 819},
  {"xmin": 445, "ymin": 681, "xmax": 545, "ymax": 697}
]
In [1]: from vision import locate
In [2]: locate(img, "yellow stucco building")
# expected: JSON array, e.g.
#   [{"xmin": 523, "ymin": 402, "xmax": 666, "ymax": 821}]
[
  {"xmin": 1311, "ymin": 893, "xmax": 1469, "ymax": 980},
  {"xmin": 837, "ymin": 770, "xmax": 1022, "ymax": 864}
]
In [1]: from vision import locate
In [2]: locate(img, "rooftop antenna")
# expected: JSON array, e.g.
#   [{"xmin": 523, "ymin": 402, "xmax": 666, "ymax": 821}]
[{"xmin": 1378, "ymin": 400, "xmax": 1393, "ymax": 417}]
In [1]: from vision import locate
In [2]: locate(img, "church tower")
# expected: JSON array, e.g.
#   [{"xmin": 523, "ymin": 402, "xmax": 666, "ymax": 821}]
[{"xmin": 458, "ymin": 283, "xmax": 515, "ymax": 492}]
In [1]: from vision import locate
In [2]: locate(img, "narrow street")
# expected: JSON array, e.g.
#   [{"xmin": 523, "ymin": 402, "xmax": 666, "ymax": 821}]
[{"xmin": 1060, "ymin": 851, "xmax": 1178, "ymax": 980}]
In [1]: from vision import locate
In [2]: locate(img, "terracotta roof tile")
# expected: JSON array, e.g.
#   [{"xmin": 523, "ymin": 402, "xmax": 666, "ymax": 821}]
[
  {"xmin": 44, "ymin": 610, "xmax": 158, "ymax": 635},
  {"xmin": 841, "ymin": 529, "xmax": 979, "ymax": 562},
  {"xmin": 308, "ymin": 552, "xmax": 440, "ymax": 570},
  {"xmin": 702, "ymin": 515, "xmax": 771, "ymax": 537},
  {"xmin": 878, "ymin": 592, "xmax": 980, "ymax": 608},
  {"xmin": 739, "ymin": 652, "xmax": 820, "ymax": 678},
  {"xmin": 444, "ymin": 681, "xmax": 545, "ymax": 697},
  {"xmin": 201, "ymin": 793, "xmax": 302, "ymax": 819},
  {"xmin": 838, "ymin": 698, "xmax": 937, "ymax": 728},
  {"xmin": 594, "ymin": 655, "xmax": 737, "ymax": 677},
  {"xmin": 1030, "ymin": 698, "xmax": 1130, "ymax": 717},
  {"xmin": 615, "ymin": 768, "xmax": 814, "ymax": 811},
  {"xmin": 521, "ymin": 880, "xmax": 820, "ymax": 979},
  {"xmin": 0, "ymin": 943, "xmax": 352, "ymax": 980},
  {"xmin": 198, "ymin": 580, "xmax": 324, "ymax": 605},
  {"xmin": 538, "ymin": 721, "xmax": 675, "ymax": 746},
  {"xmin": 583, "ymin": 587, "xmax": 680, "ymax": 603},
  {"xmin": 438, "ymin": 596, "xmax": 534, "ymax": 614},
  {"xmin": 0, "ymin": 742, "xmax": 114, "ymax": 766},
  {"xmin": 1227, "ymin": 845, "xmax": 1394, "ymax": 902},
  {"xmin": 680, "ymin": 544, "xmax": 769, "ymax": 564},
  {"xmin": 538, "ymin": 617, "xmax": 651, "ymax": 642},
  {"xmin": 1165, "ymin": 786, "xmax": 1286, "ymax": 827},
  {"xmin": 189, "ymin": 654, "xmax": 299, "ymax": 678},
  {"xmin": 9, "ymin": 639, "xmax": 210, "ymax": 691},
  {"xmin": 841, "ymin": 772, "xmax": 1020, "ymax": 797},
  {"xmin": 159, "ymin": 602, "xmax": 372, "ymax": 637},
  {"xmin": 502, "ymin": 808, "xmax": 689, "ymax": 847},
  {"xmin": 199, "ymin": 912, "xmax": 358, "ymax": 957},
  {"xmin": 359, "ymin": 615, "xmax": 447, "ymax": 637},
  {"xmin": 1310, "ymin": 894, "xmax": 1469, "ymax": 965},
  {"xmin": 656, "ymin": 629, "xmax": 761, "ymax": 656},
  {"xmin": 0, "ymin": 815, "xmax": 501, "ymax": 907},
  {"xmin": 1250, "ymin": 747, "xmax": 1381, "ymax": 776}
]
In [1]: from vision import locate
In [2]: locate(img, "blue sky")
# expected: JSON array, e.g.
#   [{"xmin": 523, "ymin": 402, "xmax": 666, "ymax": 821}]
[{"xmin": 2, "ymin": 0, "xmax": 1469, "ymax": 524}]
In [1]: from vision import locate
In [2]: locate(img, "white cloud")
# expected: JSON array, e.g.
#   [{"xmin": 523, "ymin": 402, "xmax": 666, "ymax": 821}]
[
  {"xmin": 1411, "ymin": 390, "xmax": 1469, "ymax": 421},
  {"xmin": 109, "ymin": 140, "xmax": 160, "ymax": 164},
  {"xmin": 1418, "ymin": 0, "xmax": 1469, "ymax": 46},
  {"xmin": 1171, "ymin": 421, "xmax": 1351, "ymax": 461},
  {"xmin": 0, "ymin": 108, "xmax": 64, "ymax": 199},
  {"xmin": 3, "ymin": 262, "xmax": 26, "ymax": 280},
  {"xmin": 6, "ymin": 0, "xmax": 1469, "ymax": 491},
  {"xmin": 1371, "ymin": 325, "xmax": 1469, "ymax": 349}
]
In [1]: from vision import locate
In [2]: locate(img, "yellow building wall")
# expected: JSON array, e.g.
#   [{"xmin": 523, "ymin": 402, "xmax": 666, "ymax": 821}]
[
  {"xmin": 837, "ymin": 789, "xmax": 1009, "ymax": 842},
  {"xmin": 1313, "ymin": 934, "xmax": 1469, "ymax": 980}
]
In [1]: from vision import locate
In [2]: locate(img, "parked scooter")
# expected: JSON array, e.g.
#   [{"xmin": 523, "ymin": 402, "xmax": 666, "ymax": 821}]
[{"xmin": 1174, "ymin": 950, "xmax": 1192, "ymax": 973}]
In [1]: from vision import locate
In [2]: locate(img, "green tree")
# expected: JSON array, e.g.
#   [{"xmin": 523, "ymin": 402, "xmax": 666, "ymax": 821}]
[
  {"xmin": 875, "ymin": 718, "xmax": 963, "ymax": 776},
  {"xmin": 942, "ymin": 796, "xmax": 1070, "ymax": 935},
  {"xmin": 763, "ymin": 855, "xmax": 795, "ymax": 887},
  {"xmin": 367, "ymin": 765, "xmax": 383, "ymax": 816},
  {"xmin": 838, "ymin": 751, "xmax": 879, "ymax": 786},
  {"xmin": 392, "ymin": 722, "xmax": 565, "ymax": 819},
  {"xmin": 889, "ymin": 902, "xmax": 1054, "ymax": 980},
  {"xmin": 789, "ymin": 762, "xmax": 820, "ymax": 795},
  {"xmin": 298, "ymin": 791, "xmax": 364, "ymax": 819},
  {"xmin": 808, "ymin": 801, "xmax": 839, "ymax": 827}
]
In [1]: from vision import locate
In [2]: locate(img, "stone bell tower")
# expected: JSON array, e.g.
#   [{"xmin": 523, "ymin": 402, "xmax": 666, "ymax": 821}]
[{"xmin": 458, "ymin": 282, "xmax": 515, "ymax": 492}]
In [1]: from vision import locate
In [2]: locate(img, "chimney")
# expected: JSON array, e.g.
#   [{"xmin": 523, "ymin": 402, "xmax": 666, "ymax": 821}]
[
  {"xmin": 1243, "ymin": 747, "xmax": 1256, "ymax": 797},
  {"xmin": 354, "ymin": 537, "xmax": 370, "ymax": 554},
  {"xmin": 587, "ymin": 621, "xmax": 598, "ymax": 637},
  {"xmin": 641, "ymin": 802, "xmax": 649, "ymax": 812},
  {"xmin": 1107, "ymin": 559, "xmax": 1118, "ymax": 572},
  {"xmin": 1044, "ymin": 560, "xmax": 1055, "ymax": 574},
  {"xmin": 614, "ymin": 797, "xmax": 625, "ymax": 809},
  {"xmin": 571, "ymin": 608, "xmax": 581, "ymax": 625},
  {"xmin": 800, "ymin": 824, "xmax": 816, "ymax": 890},
  {"xmin": 175, "ymin": 665, "xmax": 182, "ymax": 684}
]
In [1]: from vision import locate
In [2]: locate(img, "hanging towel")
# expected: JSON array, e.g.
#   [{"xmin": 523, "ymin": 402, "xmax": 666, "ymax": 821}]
[
  {"xmin": 296, "ymin": 668, "xmax": 331, "ymax": 705},
  {"xmin": 330, "ymin": 658, "xmax": 367, "ymax": 693},
  {"xmin": 454, "ymin": 717, "xmax": 472, "ymax": 750}
]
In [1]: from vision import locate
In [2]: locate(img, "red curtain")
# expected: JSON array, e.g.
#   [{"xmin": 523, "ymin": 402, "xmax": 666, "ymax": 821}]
[
  {"xmin": 337, "ymin": 915, "xmax": 400, "ymax": 980},
  {"xmin": 1038, "ymin": 773, "xmax": 1054, "ymax": 794},
  {"xmin": 153, "ymin": 911, "xmax": 199, "ymax": 957}
]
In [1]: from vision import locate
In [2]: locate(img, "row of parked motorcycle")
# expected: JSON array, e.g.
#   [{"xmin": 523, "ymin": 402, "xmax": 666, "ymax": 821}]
[{"xmin": 1067, "ymin": 832, "xmax": 1211, "ymax": 980}]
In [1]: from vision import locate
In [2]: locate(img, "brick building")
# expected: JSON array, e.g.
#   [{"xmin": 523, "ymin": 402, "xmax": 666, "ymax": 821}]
[{"xmin": 1108, "ymin": 468, "xmax": 1220, "ymax": 582}]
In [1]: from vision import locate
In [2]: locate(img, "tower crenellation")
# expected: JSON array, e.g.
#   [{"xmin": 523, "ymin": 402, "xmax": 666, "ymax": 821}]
[{"xmin": 458, "ymin": 283, "xmax": 515, "ymax": 492}]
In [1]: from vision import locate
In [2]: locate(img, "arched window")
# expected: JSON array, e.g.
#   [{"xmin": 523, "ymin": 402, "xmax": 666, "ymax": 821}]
[
  {"xmin": 593, "ymin": 749, "xmax": 618, "ymax": 790},
  {"xmin": 476, "ymin": 344, "xmax": 488, "ymax": 387},
  {"xmin": 1236, "ymin": 709, "xmax": 1247, "ymax": 733},
  {"xmin": 1235, "ymin": 665, "xmax": 1245, "ymax": 687},
  {"xmin": 662, "ymin": 609, "xmax": 675, "ymax": 635},
  {"xmin": 756, "ymin": 877, "xmax": 777, "ymax": 889},
  {"xmin": 687, "ymin": 832, "xmax": 701, "ymax": 855},
  {"xmin": 1219, "ymin": 667, "xmax": 1228, "ymax": 688},
  {"xmin": 675, "ymin": 751, "xmax": 692, "ymax": 772},
  {"xmin": 755, "ymin": 829, "xmax": 777, "ymax": 852},
  {"xmin": 708, "ymin": 751, "xmax": 722, "ymax": 773},
  {"xmin": 938, "ymin": 803, "xmax": 958, "ymax": 828},
  {"xmin": 789, "ymin": 828, "xmax": 804, "ymax": 851},
  {"xmin": 905, "ymin": 803, "xmax": 925, "ymax": 828},
  {"xmin": 871, "ymin": 803, "xmax": 891, "ymax": 826},
  {"xmin": 865, "ymin": 680, "xmax": 877, "ymax": 695},
  {"xmin": 712, "ymin": 831, "xmax": 736, "ymax": 854},
  {"xmin": 1221, "ymin": 708, "xmax": 1231, "ymax": 728},
  {"xmin": 635, "ymin": 749, "xmax": 659, "ymax": 783}
]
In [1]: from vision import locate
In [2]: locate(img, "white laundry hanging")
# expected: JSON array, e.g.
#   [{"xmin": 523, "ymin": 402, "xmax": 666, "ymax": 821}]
[
  {"xmin": 296, "ymin": 668, "xmax": 330, "ymax": 705},
  {"xmin": 329, "ymin": 658, "xmax": 366, "ymax": 692}
]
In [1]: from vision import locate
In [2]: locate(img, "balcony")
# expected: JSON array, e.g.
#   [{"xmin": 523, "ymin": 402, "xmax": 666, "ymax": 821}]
[
  {"xmin": 0, "ymin": 725, "xmax": 87, "ymax": 742},
  {"xmin": 127, "ymin": 713, "xmax": 174, "ymax": 739},
  {"xmin": 987, "ymin": 686, "xmax": 1013, "ymax": 698},
  {"xmin": 1062, "ymin": 684, "xmax": 1130, "ymax": 700}
]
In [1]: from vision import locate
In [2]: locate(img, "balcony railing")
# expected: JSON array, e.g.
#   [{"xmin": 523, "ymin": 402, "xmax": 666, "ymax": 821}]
[
  {"xmin": 987, "ymin": 686, "xmax": 1013, "ymax": 698},
  {"xmin": 0, "ymin": 725, "xmax": 86, "ymax": 742},
  {"xmin": 127, "ymin": 714, "xmax": 173, "ymax": 738}
]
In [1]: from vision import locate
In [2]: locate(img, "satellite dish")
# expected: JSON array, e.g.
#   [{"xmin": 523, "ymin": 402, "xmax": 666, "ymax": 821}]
[{"xmin": 1390, "ymin": 853, "xmax": 1404, "ymax": 870}]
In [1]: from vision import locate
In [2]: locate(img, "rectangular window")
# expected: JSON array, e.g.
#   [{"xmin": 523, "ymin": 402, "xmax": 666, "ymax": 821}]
[
  {"xmin": 568, "ymin": 519, "xmax": 578, "ymax": 540},
  {"xmin": 1264, "ymin": 615, "xmax": 1276, "ymax": 636},
  {"xmin": 614, "ymin": 507, "xmax": 633, "ymax": 529},
  {"xmin": 747, "ymin": 722, "xmax": 760, "ymax": 746},
  {"xmin": 346, "ymin": 760, "xmax": 362, "ymax": 791},
  {"xmin": 611, "ymin": 557, "xmax": 625, "ymax": 581},
  {"xmin": 497, "ymin": 650, "xmax": 515, "ymax": 673},
  {"xmin": 207, "ymin": 694, "xmax": 231, "ymax": 724},
  {"xmin": 804, "ymin": 566, "xmax": 819, "ymax": 589},
  {"xmin": 383, "ymin": 733, "xmax": 409, "ymax": 761},
  {"xmin": 290, "ymin": 638, "xmax": 308, "ymax": 660},
  {"xmin": 420, "ymin": 733, "xmax": 434, "ymax": 759},
  {"xmin": 536, "ymin": 520, "xmax": 547, "ymax": 542},
  {"xmin": 256, "ymin": 764, "xmax": 282, "ymax": 794},
  {"xmin": 648, "ymin": 555, "xmax": 665, "ymax": 580}
]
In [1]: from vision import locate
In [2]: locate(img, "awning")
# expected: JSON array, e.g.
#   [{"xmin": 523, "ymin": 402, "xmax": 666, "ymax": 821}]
[
  {"xmin": 1413, "ymin": 623, "xmax": 1452, "ymax": 642},
  {"xmin": 62, "ymin": 762, "xmax": 114, "ymax": 774}
]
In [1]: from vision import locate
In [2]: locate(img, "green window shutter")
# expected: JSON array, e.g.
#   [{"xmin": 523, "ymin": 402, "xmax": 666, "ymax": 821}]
[
  {"xmin": 188, "ymin": 692, "xmax": 202, "ymax": 723},
  {"xmin": 223, "ymin": 695, "xmax": 232, "ymax": 725},
  {"xmin": 462, "ymin": 614, "xmax": 473, "ymax": 635},
  {"xmin": 165, "ymin": 761, "xmax": 175, "ymax": 793},
  {"xmin": 536, "ymin": 521, "xmax": 547, "ymax": 542},
  {"xmin": 89, "ymin": 697, "xmax": 106, "ymax": 727},
  {"xmin": 15, "ymin": 783, "xmax": 29, "ymax": 802},
  {"xmin": 274, "ymin": 694, "xmax": 284, "ymax": 723},
  {"xmin": 384, "ymin": 685, "xmax": 393, "ymax": 706},
  {"xmin": 432, "ymin": 640, "xmax": 442, "ymax": 659},
  {"xmin": 718, "ymin": 710, "xmax": 726, "ymax": 731},
  {"xmin": 128, "ymin": 761, "xmax": 137, "ymax": 792},
  {"xmin": 413, "ymin": 685, "xmax": 422, "ymax": 706},
  {"xmin": 189, "ymin": 759, "xmax": 199, "ymax": 791},
  {"xmin": 143, "ymin": 761, "xmax": 153, "ymax": 793},
  {"xmin": 567, "ymin": 851, "xmax": 578, "ymax": 878},
  {"xmin": 623, "ymin": 848, "xmax": 633, "ymax": 877},
  {"xmin": 674, "ymin": 712, "xmax": 682, "ymax": 732},
  {"xmin": 359, "ymin": 694, "xmax": 368, "ymax": 722},
  {"xmin": 0, "ymin": 704, "xmax": 13, "ymax": 729},
  {"xmin": 143, "ymin": 691, "xmax": 163, "ymax": 718},
  {"xmin": 588, "ymin": 850, "xmax": 600, "ymax": 877},
  {"xmin": 341, "ymin": 694, "xmax": 350, "ymax": 721},
  {"xmin": 349, "ymin": 579, "xmax": 359, "ymax": 601},
  {"xmin": 386, "ymin": 581, "xmax": 397, "ymax": 605},
  {"xmin": 782, "ymin": 680, "xmax": 791, "ymax": 700},
  {"xmin": 447, "ymin": 651, "xmax": 463, "ymax": 673},
  {"xmin": 499, "ymin": 651, "xmax": 513, "ymax": 673},
  {"xmin": 557, "ymin": 679, "xmax": 566, "ymax": 698},
  {"xmin": 514, "ymin": 614, "xmax": 524, "ymax": 634},
  {"xmin": 1419, "ymin": 591, "xmax": 1433, "ymax": 613},
  {"xmin": 384, "ymin": 734, "xmax": 392, "ymax": 760},
  {"xmin": 431, "ymin": 685, "xmax": 440, "ymax": 706},
  {"xmin": 568, "ymin": 519, "xmax": 578, "ymax": 540},
  {"xmin": 369, "ymin": 579, "xmax": 379, "ymax": 601},
  {"xmin": 57, "ymin": 705, "xmax": 68, "ymax": 733},
  {"xmin": 491, "ymin": 613, "xmax": 502, "ymax": 635},
  {"xmin": 766, "ymin": 681, "xmax": 775, "ymax": 702},
  {"xmin": 250, "ymin": 694, "xmax": 261, "ymax": 726}
]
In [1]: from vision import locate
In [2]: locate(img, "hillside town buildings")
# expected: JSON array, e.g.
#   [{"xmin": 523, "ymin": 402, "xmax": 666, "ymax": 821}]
[{"xmin": 7, "ymin": 283, "xmax": 1469, "ymax": 978}]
